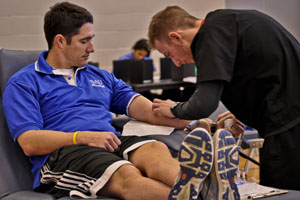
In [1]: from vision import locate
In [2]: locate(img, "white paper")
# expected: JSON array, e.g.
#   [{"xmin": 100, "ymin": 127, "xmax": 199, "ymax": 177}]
[
  {"xmin": 122, "ymin": 120, "xmax": 175, "ymax": 136},
  {"xmin": 183, "ymin": 76, "xmax": 197, "ymax": 83},
  {"xmin": 238, "ymin": 182, "xmax": 288, "ymax": 200}
]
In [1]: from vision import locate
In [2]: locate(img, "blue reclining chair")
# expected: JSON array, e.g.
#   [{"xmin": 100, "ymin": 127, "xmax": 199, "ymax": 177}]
[{"xmin": 0, "ymin": 49, "xmax": 119, "ymax": 200}]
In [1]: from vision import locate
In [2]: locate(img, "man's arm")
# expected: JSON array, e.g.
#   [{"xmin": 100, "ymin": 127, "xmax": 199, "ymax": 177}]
[
  {"xmin": 152, "ymin": 81, "xmax": 224, "ymax": 120},
  {"xmin": 128, "ymin": 95, "xmax": 190, "ymax": 129},
  {"xmin": 17, "ymin": 130, "xmax": 121, "ymax": 156}
]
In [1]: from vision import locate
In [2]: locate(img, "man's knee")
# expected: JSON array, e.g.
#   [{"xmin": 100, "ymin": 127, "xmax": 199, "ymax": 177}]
[
  {"xmin": 142, "ymin": 141, "xmax": 170, "ymax": 152},
  {"xmin": 129, "ymin": 141, "xmax": 170, "ymax": 162},
  {"xmin": 115, "ymin": 164, "xmax": 143, "ymax": 184},
  {"xmin": 99, "ymin": 164, "xmax": 143, "ymax": 196}
]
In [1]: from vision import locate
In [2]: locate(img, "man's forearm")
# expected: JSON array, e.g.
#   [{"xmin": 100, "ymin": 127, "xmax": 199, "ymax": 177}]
[
  {"xmin": 129, "ymin": 95, "xmax": 191, "ymax": 129},
  {"xmin": 17, "ymin": 129, "xmax": 121, "ymax": 156},
  {"xmin": 17, "ymin": 130, "xmax": 74, "ymax": 156},
  {"xmin": 172, "ymin": 81, "xmax": 224, "ymax": 120}
]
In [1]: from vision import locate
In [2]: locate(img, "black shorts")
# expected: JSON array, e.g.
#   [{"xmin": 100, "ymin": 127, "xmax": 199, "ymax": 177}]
[{"xmin": 35, "ymin": 136, "xmax": 155, "ymax": 198}]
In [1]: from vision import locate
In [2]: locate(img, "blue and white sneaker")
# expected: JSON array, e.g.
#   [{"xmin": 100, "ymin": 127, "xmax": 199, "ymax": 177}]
[
  {"xmin": 213, "ymin": 129, "xmax": 240, "ymax": 200},
  {"xmin": 169, "ymin": 128, "xmax": 213, "ymax": 200}
]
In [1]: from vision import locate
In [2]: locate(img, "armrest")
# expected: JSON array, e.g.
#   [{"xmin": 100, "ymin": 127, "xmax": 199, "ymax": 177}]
[
  {"xmin": 111, "ymin": 115, "xmax": 187, "ymax": 157},
  {"xmin": 1, "ymin": 191, "xmax": 55, "ymax": 200}
]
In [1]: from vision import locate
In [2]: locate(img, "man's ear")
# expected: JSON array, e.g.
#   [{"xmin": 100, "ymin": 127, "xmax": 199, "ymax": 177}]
[
  {"xmin": 54, "ymin": 34, "xmax": 66, "ymax": 49},
  {"xmin": 168, "ymin": 32, "xmax": 183, "ymax": 44}
]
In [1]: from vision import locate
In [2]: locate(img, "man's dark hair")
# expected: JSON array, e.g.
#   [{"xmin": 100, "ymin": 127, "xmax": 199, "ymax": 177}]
[
  {"xmin": 132, "ymin": 39, "xmax": 151, "ymax": 57},
  {"xmin": 44, "ymin": 2, "xmax": 93, "ymax": 50}
]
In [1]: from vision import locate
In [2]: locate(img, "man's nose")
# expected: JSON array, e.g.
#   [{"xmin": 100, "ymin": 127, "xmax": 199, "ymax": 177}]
[{"xmin": 88, "ymin": 41, "xmax": 95, "ymax": 53}]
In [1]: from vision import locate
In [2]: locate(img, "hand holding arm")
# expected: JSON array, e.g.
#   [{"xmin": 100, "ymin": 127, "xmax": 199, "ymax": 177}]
[
  {"xmin": 152, "ymin": 98, "xmax": 176, "ymax": 118},
  {"xmin": 129, "ymin": 96, "xmax": 190, "ymax": 129}
]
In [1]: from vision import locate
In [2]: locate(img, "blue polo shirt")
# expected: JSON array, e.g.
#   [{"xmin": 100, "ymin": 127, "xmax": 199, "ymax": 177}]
[{"xmin": 2, "ymin": 51, "xmax": 139, "ymax": 189}]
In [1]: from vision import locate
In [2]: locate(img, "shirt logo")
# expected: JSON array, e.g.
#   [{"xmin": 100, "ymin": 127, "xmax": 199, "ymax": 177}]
[{"xmin": 89, "ymin": 80, "xmax": 105, "ymax": 88}]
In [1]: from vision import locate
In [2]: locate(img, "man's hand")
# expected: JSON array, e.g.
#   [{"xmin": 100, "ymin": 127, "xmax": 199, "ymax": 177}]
[
  {"xmin": 77, "ymin": 131, "xmax": 121, "ymax": 152},
  {"xmin": 152, "ymin": 98, "xmax": 176, "ymax": 118},
  {"xmin": 216, "ymin": 111, "xmax": 246, "ymax": 138}
]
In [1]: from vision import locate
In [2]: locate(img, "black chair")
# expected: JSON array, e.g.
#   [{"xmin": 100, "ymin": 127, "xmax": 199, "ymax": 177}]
[{"xmin": 0, "ymin": 49, "xmax": 117, "ymax": 200}]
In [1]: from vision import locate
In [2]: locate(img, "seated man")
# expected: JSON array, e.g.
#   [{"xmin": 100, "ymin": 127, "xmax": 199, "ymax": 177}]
[{"xmin": 2, "ymin": 2, "xmax": 244, "ymax": 200}]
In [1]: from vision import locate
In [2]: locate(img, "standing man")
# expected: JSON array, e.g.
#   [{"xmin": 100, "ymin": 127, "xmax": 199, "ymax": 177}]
[
  {"xmin": 2, "ymin": 2, "xmax": 243, "ymax": 200},
  {"xmin": 149, "ymin": 6, "xmax": 300, "ymax": 191}
]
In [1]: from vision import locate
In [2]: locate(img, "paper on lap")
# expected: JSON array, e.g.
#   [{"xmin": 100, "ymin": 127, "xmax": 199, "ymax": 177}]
[{"xmin": 122, "ymin": 120, "xmax": 175, "ymax": 136}]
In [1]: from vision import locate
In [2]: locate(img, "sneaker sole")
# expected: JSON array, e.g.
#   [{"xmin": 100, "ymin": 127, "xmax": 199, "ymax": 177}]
[
  {"xmin": 214, "ymin": 129, "xmax": 240, "ymax": 200},
  {"xmin": 169, "ymin": 128, "xmax": 213, "ymax": 200}
]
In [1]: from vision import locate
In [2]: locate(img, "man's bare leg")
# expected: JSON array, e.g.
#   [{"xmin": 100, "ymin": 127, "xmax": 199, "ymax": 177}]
[
  {"xmin": 97, "ymin": 163, "xmax": 171, "ymax": 200},
  {"xmin": 128, "ymin": 119, "xmax": 212, "ymax": 187},
  {"xmin": 129, "ymin": 141, "xmax": 180, "ymax": 187}
]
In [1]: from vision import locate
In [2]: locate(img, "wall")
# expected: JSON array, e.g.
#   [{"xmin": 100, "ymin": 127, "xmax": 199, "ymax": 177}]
[
  {"xmin": 0, "ymin": 0, "xmax": 225, "ymax": 73},
  {"xmin": 226, "ymin": 0, "xmax": 300, "ymax": 42}
]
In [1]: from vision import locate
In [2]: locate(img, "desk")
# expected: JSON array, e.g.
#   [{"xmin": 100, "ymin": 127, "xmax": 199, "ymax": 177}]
[
  {"xmin": 129, "ymin": 79, "xmax": 195, "ymax": 93},
  {"xmin": 262, "ymin": 190, "xmax": 300, "ymax": 200}
]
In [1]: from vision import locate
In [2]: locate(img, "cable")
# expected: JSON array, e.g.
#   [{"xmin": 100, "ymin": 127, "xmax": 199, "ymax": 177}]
[{"xmin": 239, "ymin": 150, "xmax": 261, "ymax": 166}]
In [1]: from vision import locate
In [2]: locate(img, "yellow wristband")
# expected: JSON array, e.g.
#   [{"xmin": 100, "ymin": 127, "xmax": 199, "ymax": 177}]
[{"xmin": 73, "ymin": 131, "xmax": 80, "ymax": 145}]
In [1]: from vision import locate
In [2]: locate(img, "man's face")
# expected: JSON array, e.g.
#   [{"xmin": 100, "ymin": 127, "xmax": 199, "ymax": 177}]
[
  {"xmin": 63, "ymin": 23, "xmax": 95, "ymax": 67},
  {"xmin": 154, "ymin": 38, "xmax": 194, "ymax": 67},
  {"xmin": 133, "ymin": 49, "xmax": 148, "ymax": 60}
]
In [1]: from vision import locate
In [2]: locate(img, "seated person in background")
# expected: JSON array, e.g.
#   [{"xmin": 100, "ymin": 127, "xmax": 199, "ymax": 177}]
[
  {"xmin": 119, "ymin": 38, "xmax": 192, "ymax": 102},
  {"xmin": 2, "ymin": 2, "xmax": 244, "ymax": 200},
  {"xmin": 119, "ymin": 38, "xmax": 159, "ymax": 101},
  {"xmin": 119, "ymin": 38, "xmax": 156, "ymax": 72}
]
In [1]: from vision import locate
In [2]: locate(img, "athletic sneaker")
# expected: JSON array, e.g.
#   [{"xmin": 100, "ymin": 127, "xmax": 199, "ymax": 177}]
[
  {"xmin": 169, "ymin": 127, "xmax": 214, "ymax": 200},
  {"xmin": 210, "ymin": 129, "xmax": 240, "ymax": 200}
]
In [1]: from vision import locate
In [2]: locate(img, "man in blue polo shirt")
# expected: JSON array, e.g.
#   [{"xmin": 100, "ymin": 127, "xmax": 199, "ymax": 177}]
[{"xmin": 2, "ymin": 2, "xmax": 244, "ymax": 200}]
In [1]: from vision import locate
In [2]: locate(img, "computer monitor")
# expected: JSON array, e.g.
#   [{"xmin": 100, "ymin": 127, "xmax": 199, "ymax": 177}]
[
  {"xmin": 113, "ymin": 59, "xmax": 153, "ymax": 84},
  {"xmin": 142, "ymin": 60, "xmax": 153, "ymax": 83},
  {"xmin": 183, "ymin": 63, "xmax": 196, "ymax": 78},
  {"xmin": 160, "ymin": 58, "xmax": 195, "ymax": 81},
  {"xmin": 113, "ymin": 60, "xmax": 131, "ymax": 82}
]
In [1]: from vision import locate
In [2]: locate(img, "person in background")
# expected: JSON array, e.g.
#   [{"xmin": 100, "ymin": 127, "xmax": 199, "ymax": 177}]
[
  {"xmin": 120, "ymin": 38, "xmax": 194, "ymax": 102},
  {"xmin": 148, "ymin": 5, "xmax": 300, "ymax": 191},
  {"xmin": 119, "ymin": 38, "xmax": 156, "ymax": 71},
  {"xmin": 119, "ymin": 38, "xmax": 160, "ymax": 101}
]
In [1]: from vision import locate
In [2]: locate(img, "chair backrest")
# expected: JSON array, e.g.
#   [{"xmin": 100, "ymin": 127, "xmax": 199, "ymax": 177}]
[
  {"xmin": 0, "ymin": 49, "xmax": 41, "ymax": 95},
  {"xmin": 0, "ymin": 49, "xmax": 41, "ymax": 198}
]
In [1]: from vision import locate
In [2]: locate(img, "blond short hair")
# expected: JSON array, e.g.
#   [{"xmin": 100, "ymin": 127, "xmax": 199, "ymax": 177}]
[{"xmin": 148, "ymin": 6, "xmax": 199, "ymax": 49}]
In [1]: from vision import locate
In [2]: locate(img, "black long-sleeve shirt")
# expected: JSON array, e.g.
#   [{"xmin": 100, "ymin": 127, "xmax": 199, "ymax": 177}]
[{"xmin": 172, "ymin": 9, "xmax": 300, "ymax": 137}]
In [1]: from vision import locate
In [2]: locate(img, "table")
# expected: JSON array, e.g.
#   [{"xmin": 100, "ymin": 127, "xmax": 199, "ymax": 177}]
[
  {"xmin": 129, "ymin": 78, "xmax": 195, "ymax": 93},
  {"xmin": 259, "ymin": 189, "xmax": 300, "ymax": 200}
]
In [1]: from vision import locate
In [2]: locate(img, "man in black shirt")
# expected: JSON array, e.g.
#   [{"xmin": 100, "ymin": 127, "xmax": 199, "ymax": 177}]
[{"xmin": 148, "ymin": 6, "xmax": 300, "ymax": 190}]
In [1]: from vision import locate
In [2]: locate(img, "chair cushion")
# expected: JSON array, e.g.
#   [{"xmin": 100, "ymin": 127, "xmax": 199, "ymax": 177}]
[
  {"xmin": 0, "ymin": 48, "xmax": 41, "ymax": 95},
  {"xmin": 0, "ymin": 49, "xmax": 42, "ymax": 198}
]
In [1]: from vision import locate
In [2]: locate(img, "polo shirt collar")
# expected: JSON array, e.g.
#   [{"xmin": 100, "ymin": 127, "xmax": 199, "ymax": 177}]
[{"xmin": 35, "ymin": 51, "xmax": 86, "ymax": 74}]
